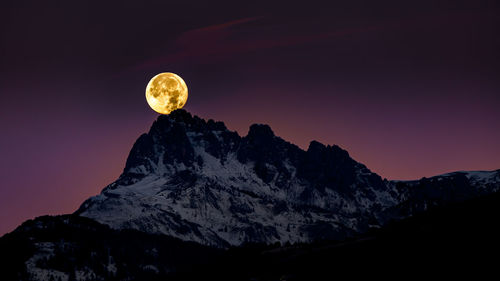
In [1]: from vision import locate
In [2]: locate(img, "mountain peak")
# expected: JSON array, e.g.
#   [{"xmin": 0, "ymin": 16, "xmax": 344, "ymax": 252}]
[
  {"xmin": 307, "ymin": 140, "xmax": 326, "ymax": 152},
  {"xmin": 247, "ymin": 124, "xmax": 275, "ymax": 139},
  {"xmin": 152, "ymin": 109, "xmax": 227, "ymax": 134},
  {"xmin": 151, "ymin": 109, "xmax": 194, "ymax": 131},
  {"xmin": 168, "ymin": 108, "xmax": 192, "ymax": 119}
]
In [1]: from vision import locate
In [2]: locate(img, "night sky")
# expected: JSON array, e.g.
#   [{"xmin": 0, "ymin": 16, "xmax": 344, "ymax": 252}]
[{"xmin": 1, "ymin": 0, "xmax": 499, "ymax": 235}]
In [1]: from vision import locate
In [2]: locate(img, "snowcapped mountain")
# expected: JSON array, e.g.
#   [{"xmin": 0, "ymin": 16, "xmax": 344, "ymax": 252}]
[{"xmin": 76, "ymin": 109, "xmax": 500, "ymax": 247}]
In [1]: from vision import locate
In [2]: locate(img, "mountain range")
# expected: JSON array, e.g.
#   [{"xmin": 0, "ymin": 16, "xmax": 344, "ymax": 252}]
[
  {"xmin": 75, "ymin": 110, "xmax": 500, "ymax": 247},
  {"xmin": 2, "ymin": 109, "xmax": 499, "ymax": 280}
]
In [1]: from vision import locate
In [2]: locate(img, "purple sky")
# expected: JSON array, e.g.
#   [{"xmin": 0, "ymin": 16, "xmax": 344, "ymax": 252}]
[{"xmin": 1, "ymin": 0, "xmax": 499, "ymax": 235}]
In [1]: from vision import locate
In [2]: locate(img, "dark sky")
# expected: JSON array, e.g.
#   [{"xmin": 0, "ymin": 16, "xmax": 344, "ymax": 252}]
[{"xmin": 1, "ymin": 0, "xmax": 499, "ymax": 235}]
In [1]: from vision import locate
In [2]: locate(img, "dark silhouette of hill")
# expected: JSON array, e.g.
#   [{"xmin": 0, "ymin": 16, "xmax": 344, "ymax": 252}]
[{"xmin": 2, "ymin": 191, "xmax": 500, "ymax": 280}]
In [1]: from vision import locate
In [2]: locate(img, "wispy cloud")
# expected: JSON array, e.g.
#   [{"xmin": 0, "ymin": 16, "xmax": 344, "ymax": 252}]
[
  {"xmin": 131, "ymin": 16, "xmax": 383, "ymax": 71},
  {"xmin": 132, "ymin": 9, "xmax": 484, "ymax": 72}
]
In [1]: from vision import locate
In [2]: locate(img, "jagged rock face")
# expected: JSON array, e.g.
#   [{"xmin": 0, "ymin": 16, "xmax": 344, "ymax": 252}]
[{"xmin": 76, "ymin": 109, "xmax": 500, "ymax": 247}]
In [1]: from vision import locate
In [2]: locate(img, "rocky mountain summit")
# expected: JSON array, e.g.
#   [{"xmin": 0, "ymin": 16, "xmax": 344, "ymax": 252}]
[{"xmin": 76, "ymin": 109, "xmax": 500, "ymax": 247}]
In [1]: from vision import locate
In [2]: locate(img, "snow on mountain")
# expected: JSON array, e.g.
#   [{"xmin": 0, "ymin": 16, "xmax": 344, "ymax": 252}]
[{"xmin": 76, "ymin": 110, "xmax": 500, "ymax": 247}]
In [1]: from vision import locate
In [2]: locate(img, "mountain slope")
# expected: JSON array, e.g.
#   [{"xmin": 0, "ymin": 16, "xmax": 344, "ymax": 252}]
[
  {"xmin": 3, "ymin": 191, "xmax": 500, "ymax": 280},
  {"xmin": 0, "ymin": 215, "xmax": 222, "ymax": 281},
  {"xmin": 76, "ymin": 109, "xmax": 500, "ymax": 247}
]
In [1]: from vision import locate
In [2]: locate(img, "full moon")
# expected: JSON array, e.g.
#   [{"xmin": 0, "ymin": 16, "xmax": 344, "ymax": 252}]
[{"xmin": 145, "ymin": 72, "xmax": 188, "ymax": 114}]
